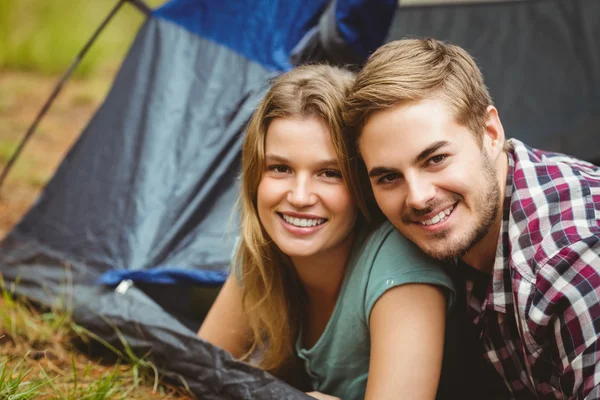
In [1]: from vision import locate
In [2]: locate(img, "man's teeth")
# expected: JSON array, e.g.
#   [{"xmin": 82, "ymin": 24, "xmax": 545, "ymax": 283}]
[
  {"xmin": 282, "ymin": 214, "xmax": 325, "ymax": 227},
  {"xmin": 421, "ymin": 205, "xmax": 454, "ymax": 226}
]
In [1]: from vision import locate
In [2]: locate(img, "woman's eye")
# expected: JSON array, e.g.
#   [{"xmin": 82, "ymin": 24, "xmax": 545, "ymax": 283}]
[
  {"xmin": 322, "ymin": 169, "xmax": 342, "ymax": 179},
  {"xmin": 268, "ymin": 165, "xmax": 290, "ymax": 174},
  {"xmin": 428, "ymin": 154, "xmax": 447, "ymax": 165}
]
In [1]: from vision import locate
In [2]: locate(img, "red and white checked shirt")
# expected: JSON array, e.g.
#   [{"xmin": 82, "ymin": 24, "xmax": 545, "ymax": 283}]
[{"xmin": 464, "ymin": 139, "xmax": 600, "ymax": 399}]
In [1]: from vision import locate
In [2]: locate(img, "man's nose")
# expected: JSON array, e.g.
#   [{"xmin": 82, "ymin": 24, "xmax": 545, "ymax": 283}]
[{"xmin": 405, "ymin": 176, "xmax": 436, "ymax": 211}]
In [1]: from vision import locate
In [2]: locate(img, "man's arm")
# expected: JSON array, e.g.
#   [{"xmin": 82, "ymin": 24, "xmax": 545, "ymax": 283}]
[
  {"xmin": 543, "ymin": 240, "xmax": 600, "ymax": 399},
  {"xmin": 366, "ymin": 283, "xmax": 446, "ymax": 400}
]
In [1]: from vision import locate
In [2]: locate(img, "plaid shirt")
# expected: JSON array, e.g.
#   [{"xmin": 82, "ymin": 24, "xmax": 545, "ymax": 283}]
[{"xmin": 465, "ymin": 139, "xmax": 600, "ymax": 399}]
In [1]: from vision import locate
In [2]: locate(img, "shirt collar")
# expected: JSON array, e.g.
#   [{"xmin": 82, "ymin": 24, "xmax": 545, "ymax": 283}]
[{"xmin": 486, "ymin": 144, "xmax": 517, "ymax": 313}]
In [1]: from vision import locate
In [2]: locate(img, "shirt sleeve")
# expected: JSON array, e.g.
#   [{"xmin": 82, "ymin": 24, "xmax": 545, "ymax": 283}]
[
  {"xmin": 541, "ymin": 238, "xmax": 600, "ymax": 399},
  {"xmin": 364, "ymin": 227, "xmax": 455, "ymax": 324}
]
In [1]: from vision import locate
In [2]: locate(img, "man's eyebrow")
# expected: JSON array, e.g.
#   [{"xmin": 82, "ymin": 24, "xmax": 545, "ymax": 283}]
[
  {"xmin": 413, "ymin": 140, "xmax": 451, "ymax": 164},
  {"xmin": 368, "ymin": 166, "xmax": 400, "ymax": 178}
]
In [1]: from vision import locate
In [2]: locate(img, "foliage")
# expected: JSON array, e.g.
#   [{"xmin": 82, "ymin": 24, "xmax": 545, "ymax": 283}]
[{"xmin": 0, "ymin": 0, "xmax": 166, "ymax": 77}]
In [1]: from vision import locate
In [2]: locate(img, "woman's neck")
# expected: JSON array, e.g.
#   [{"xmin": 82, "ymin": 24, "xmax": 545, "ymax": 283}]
[
  {"xmin": 290, "ymin": 231, "xmax": 356, "ymax": 303},
  {"xmin": 291, "ymin": 231, "xmax": 357, "ymax": 349}
]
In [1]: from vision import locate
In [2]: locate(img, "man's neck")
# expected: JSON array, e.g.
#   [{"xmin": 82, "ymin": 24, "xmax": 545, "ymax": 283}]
[
  {"xmin": 462, "ymin": 220, "xmax": 502, "ymax": 273},
  {"xmin": 462, "ymin": 152, "xmax": 510, "ymax": 274}
]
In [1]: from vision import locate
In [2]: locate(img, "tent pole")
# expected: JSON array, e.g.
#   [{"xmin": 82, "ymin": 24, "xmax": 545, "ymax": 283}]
[
  {"xmin": 126, "ymin": 0, "xmax": 152, "ymax": 15},
  {"xmin": 0, "ymin": 0, "xmax": 130, "ymax": 191}
]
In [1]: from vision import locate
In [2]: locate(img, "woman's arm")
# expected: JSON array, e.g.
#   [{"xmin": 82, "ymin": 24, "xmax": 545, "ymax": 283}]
[
  {"xmin": 197, "ymin": 275, "xmax": 251, "ymax": 358},
  {"xmin": 366, "ymin": 283, "xmax": 446, "ymax": 400}
]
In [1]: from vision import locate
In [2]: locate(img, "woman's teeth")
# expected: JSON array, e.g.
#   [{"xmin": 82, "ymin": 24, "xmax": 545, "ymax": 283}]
[
  {"xmin": 282, "ymin": 214, "xmax": 325, "ymax": 227},
  {"xmin": 421, "ymin": 205, "xmax": 454, "ymax": 226}
]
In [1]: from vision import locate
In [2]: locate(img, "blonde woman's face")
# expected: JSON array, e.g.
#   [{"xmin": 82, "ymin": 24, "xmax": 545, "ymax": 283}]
[{"xmin": 257, "ymin": 116, "xmax": 357, "ymax": 260}]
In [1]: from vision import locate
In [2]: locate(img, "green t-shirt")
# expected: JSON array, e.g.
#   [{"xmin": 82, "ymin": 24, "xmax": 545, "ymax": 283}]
[{"xmin": 295, "ymin": 221, "xmax": 455, "ymax": 400}]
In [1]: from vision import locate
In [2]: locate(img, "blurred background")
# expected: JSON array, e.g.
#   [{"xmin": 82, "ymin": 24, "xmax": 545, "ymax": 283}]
[
  {"xmin": 0, "ymin": 0, "xmax": 167, "ymax": 238},
  {"xmin": 0, "ymin": 0, "xmax": 511, "ymax": 239}
]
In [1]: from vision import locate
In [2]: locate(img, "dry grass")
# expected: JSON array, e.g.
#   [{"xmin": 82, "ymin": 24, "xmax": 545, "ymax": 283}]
[
  {"xmin": 0, "ymin": 70, "xmax": 113, "ymax": 239},
  {"xmin": 0, "ymin": 279, "xmax": 194, "ymax": 399}
]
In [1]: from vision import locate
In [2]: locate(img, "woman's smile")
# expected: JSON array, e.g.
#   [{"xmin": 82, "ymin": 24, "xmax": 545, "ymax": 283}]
[{"xmin": 257, "ymin": 116, "xmax": 357, "ymax": 260}]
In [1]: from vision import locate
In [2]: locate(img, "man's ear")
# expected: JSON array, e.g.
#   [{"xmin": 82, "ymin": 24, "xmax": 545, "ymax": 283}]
[{"xmin": 483, "ymin": 105, "xmax": 505, "ymax": 159}]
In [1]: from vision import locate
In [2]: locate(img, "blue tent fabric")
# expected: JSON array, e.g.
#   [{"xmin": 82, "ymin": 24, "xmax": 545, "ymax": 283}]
[
  {"xmin": 97, "ymin": 266, "xmax": 228, "ymax": 286},
  {"xmin": 153, "ymin": 0, "xmax": 330, "ymax": 71},
  {"xmin": 335, "ymin": 0, "xmax": 397, "ymax": 60},
  {"xmin": 290, "ymin": 0, "xmax": 397, "ymax": 67}
]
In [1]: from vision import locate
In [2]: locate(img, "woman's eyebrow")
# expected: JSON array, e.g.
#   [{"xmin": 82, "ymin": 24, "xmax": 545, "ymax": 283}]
[
  {"xmin": 265, "ymin": 154, "xmax": 289, "ymax": 163},
  {"xmin": 313, "ymin": 159, "xmax": 340, "ymax": 169},
  {"xmin": 265, "ymin": 155, "xmax": 338, "ymax": 169}
]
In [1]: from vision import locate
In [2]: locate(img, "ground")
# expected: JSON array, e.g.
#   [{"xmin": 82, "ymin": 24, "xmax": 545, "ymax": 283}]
[
  {"xmin": 0, "ymin": 69, "xmax": 194, "ymax": 399},
  {"xmin": 0, "ymin": 70, "xmax": 108, "ymax": 239}
]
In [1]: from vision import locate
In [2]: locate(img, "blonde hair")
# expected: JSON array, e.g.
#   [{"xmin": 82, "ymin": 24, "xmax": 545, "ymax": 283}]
[
  {"xmin": 236, "ymin": 65, "xmax": 370, "ymax": 376},
  {"xmin": 344, "ymin": 38, "xmax": 493, "ymax": 144}
]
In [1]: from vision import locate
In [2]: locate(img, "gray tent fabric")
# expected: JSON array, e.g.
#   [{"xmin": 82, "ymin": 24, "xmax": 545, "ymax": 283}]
[
  {"xmin": 0, "ymin": 15, "xmax": 311, "ymax": 399},
  {"xmin": 13, "ymin": 18, "xmax": 272, "ymax": 273},
  {"xmin": 388, "ymin": 0, "xmax": 600, "ymax": 163}
]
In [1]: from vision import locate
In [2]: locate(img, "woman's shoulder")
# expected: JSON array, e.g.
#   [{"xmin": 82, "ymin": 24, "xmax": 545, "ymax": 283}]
[
  {"xmin": 362, "ymin": 221, "xmax": 434, "ymax": 263},
  {"xmin": 357, "ymin": 221, "xmax": 455, "ymax": 316}
]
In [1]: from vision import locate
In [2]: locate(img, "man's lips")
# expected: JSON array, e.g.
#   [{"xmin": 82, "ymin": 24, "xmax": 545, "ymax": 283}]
[{"xmin": 408, "ymin": 202, "xmax": 458, "ymax": 226}]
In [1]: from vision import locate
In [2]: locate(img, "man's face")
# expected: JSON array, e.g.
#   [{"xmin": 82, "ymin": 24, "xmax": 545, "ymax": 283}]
[{"xmin": 359, "ymin": 98, "xmax": 502, "ymax": 262}]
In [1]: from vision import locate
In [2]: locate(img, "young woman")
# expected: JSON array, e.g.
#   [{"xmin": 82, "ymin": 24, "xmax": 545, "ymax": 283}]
[{"xmin": 198, "ymin": 65, "xmax": 454, "ymax": 400}]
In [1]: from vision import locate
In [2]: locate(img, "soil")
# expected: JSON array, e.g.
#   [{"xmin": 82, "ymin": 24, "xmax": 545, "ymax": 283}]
[
  {"xmin": 0, "ymin": 69, "xmax": 113, "ymax": 238},
  {"xmin": 0, "ymin": 69, "xmax": 194, "ymax": 398}
]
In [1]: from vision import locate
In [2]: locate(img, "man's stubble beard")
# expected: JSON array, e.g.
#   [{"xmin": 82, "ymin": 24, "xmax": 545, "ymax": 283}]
[{"xmin": 418, "ymin": 153, "xmax": 501, "ymax": 263}]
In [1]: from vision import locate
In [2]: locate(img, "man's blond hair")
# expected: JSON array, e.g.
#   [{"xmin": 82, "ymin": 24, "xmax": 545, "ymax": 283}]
[{"xmin": 344, "ymin": 38, "xmax": 493, "ymax": 144}]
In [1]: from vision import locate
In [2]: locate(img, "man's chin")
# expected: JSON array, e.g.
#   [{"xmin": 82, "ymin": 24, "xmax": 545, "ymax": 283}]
[{"xmin": 411, "ymin": 233, "xmax": 468, "ymax": 262}]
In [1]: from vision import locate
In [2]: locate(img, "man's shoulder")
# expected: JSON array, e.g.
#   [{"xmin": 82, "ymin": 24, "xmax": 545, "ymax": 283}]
[
  {"xmin": 508, "ymin": 139, "xmax": 600, "ymax": 193},
  {"xmin": 508, "ymin": 138, "xmax": 599, "ymax": 173},
  {"xmin": 506, "ymin": 139, "xmax": 600, "ymax": 271}
]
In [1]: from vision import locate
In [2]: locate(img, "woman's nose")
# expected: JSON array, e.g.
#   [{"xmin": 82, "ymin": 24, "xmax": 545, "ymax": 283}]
[{"xmin": 287, "ymin": 176, "xmax": 317, "ymax": 207}]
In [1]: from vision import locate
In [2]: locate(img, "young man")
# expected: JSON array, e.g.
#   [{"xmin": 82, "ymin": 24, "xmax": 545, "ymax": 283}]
[{"xmin": 344, "ymin": 38, "xmax": 600, "ymax": 399}]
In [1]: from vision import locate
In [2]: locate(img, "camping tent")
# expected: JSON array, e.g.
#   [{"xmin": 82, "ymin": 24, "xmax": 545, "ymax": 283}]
[{"xmin": 1, "ymin": 0, "xmax": 598, "ymax": 398}]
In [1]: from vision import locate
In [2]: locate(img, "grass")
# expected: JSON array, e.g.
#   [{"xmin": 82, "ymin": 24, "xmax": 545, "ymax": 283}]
[
  {"xmin": 0, "ymin": 139, "xmax": 19, "ymax": 163},
  {"xmin": 0, "ymin": 0, "xmax": 167, "ymax": 78},
  {"xmin": 0, "ymin": 277, "xmax": 193, "ymax": 399}
]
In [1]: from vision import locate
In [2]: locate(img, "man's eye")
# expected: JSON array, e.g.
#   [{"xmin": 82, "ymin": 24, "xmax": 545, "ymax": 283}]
[
  {"xmin": 378, "ymin": 173, "xmax": 400, "ymax": 184},
  {"xmin": 428, "ymin": 154, "xmax": 447, "ymax": 165},
  {"xmin": 268, "ymin": 165, "xmax": 290, "ymax": 173}
]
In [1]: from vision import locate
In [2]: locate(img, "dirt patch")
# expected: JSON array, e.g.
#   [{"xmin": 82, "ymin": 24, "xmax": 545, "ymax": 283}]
[{"xmin": 0, "ymin": 69, "xmax": 113, "ymax": 238}]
